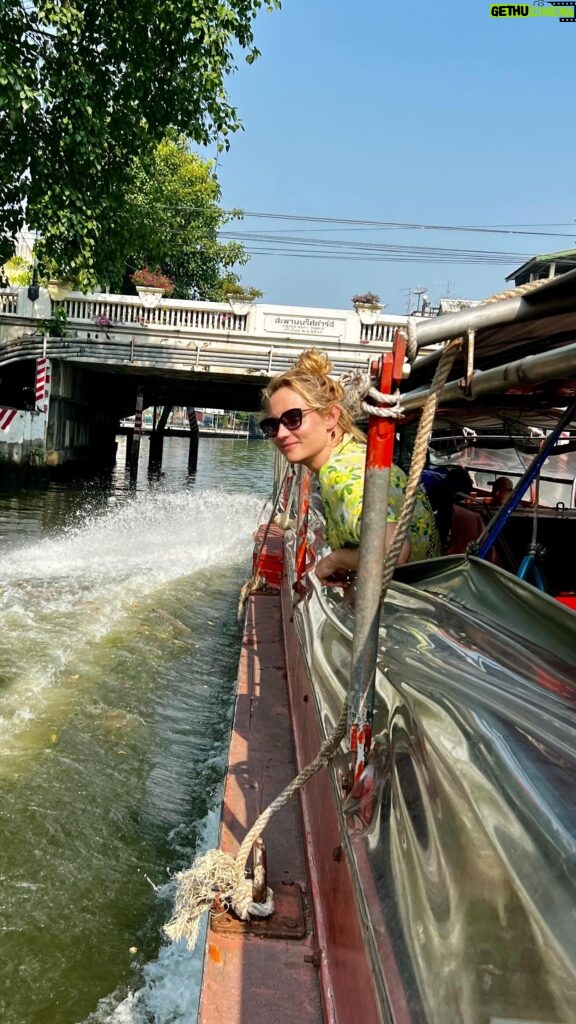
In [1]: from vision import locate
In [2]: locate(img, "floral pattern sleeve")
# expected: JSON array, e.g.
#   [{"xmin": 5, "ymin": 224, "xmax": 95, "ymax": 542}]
[
  {"xmin": 318, "ymin": 435, "xmax": 440, "ymax": 561},
  {"xmin": 319, "ymin": 438, "xmax": 366, "ymax": 549}
]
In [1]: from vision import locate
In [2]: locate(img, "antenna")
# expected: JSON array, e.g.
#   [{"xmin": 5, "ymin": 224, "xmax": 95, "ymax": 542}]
[{"xmin": 410, "ymin": 286, "xmax": 428, "ymax": 314}]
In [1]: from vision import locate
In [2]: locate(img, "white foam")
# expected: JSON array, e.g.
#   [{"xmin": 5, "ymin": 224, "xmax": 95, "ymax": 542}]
[
  {"xmin": 0, "ymin": 488, "xmax": 264, "ymax": 749},
  {"xmin": 0, "ymin": 490, "xmax": 263, "ymax": 585},
  {"xmin": 83, "ymin": 807, "xmax": 221, "ymax": 1024}
]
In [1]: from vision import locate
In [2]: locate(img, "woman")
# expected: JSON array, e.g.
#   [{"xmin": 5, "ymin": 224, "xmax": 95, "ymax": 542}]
[{"xmin": 261, "ymin": 349, "xmax": 440, "ymax": 582}]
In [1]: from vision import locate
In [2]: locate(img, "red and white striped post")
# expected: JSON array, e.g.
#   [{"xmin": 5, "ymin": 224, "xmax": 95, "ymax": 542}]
[
  {"xmin": 0, "ymin": 408, "xmax": 18, "ymax": 432},
  {"xmin": 35, "ymin": 357, "xmax": 51, "ymax": 414}
]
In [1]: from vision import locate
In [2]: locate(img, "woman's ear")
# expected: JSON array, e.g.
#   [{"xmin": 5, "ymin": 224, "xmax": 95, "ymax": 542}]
[{"xmin": 324, "ymin": 405, "xmax": 341, "ymax": 431}]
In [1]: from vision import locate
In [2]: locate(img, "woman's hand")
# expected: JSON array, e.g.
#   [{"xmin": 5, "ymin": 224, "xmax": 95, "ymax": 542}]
[
  {"xmin": 315, "ymin": 548, "xmax": 359, "ymax": 585},
  {"xmin": 315, "ymin": 526, "xmax": 411, "ymax": 586}
]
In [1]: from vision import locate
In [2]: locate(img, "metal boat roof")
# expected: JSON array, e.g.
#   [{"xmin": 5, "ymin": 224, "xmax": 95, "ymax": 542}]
[{"xmin": 402, "ymin": 269, "xmax": 576, "ymax": 431}]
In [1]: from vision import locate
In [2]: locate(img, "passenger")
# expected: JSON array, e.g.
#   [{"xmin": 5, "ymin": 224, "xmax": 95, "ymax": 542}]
[
  {"xmin": 260, "ymin": 348, "xmax": 440, "ymax": 583},
  {"xmin": 422, "ymin": 466, "xmax": 474, "ymax": 552},
  {"xmin": 490, "ymin": 476, "xmax": 514, "ymax": 507}
]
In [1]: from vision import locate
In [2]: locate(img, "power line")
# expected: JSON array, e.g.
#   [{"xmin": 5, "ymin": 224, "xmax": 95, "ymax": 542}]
[
  {"xmin": 219, "ymin": 230, "xmax": 529, "ymax": 259},
  {"xmin": 237, "ymin": 248, "xmax": 525, "ymax": 265},
  {"xmin": 232, "ymin": 210, "xmax": 576, "ymax": 239},
  {"xmin": 127, "ymin": 201, "xmax": 576, "ymax": 239}
]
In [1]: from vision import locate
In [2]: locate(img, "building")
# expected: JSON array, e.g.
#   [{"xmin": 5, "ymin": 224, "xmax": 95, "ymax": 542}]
[
  {"xmin": 437, "ymin": 297, "xmax": 480, "ymax": 315},
  {"xmin": 506, "ymin": 248, "xmax": 576, "ymax": 288}
]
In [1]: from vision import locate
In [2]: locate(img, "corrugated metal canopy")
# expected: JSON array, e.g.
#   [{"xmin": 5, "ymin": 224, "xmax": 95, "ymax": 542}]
[{"xmin": 402, "ymin": 269, "xmax": 576, "ymax": 430}]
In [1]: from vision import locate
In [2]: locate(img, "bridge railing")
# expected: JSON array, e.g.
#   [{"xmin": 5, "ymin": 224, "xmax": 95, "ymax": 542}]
[
  {"xmin": 63, "ymin": 292, "xmax": 251, "ymax": 333},
  {"xmin": 0, "ymin": 290, "xmax": 19, "ymax": 315},
  {"xmin": 2, "ymin": 287, "xmax": 408, "ymax": 342}
]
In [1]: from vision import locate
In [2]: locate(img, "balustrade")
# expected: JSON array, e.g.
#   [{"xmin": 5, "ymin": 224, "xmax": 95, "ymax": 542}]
[
  {"xmin": 62, "ymin": 293, "xmax": 250, "ymax": 333},
  {"xmin": 0, "ymin": 287, "xmax": 410, "ymax": 373}
]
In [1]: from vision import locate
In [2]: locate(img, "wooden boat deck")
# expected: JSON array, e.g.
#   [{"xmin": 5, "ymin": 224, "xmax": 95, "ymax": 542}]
[{"xmin": 198, "ymin": 585, "xmax": 324, "ymax": 1024}]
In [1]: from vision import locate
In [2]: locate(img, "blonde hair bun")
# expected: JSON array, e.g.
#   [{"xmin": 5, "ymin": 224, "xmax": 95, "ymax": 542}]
[{"xmin": 295, "ymin": 348, "xmax": 333, "ymax": 377}]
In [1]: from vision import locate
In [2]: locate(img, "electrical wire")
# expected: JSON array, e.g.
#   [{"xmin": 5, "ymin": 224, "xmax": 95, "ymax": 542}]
[{"xmin": 127, "ymin": 202, "xmax": 576, "ymax": 239}]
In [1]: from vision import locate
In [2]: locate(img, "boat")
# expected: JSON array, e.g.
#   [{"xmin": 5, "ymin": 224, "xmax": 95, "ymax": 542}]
[{"xmin": 190, "ymin": 271, "xmax": 576, "ymax": 1024}]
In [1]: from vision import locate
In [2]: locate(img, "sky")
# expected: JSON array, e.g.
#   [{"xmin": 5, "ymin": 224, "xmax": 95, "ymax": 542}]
[{"xmin": 206, "ymin": 0, "xmax": 576, "ymax": 315}]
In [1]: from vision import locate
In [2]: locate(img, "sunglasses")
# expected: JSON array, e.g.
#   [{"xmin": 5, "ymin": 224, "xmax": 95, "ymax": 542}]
[{"xmin": 259, "ymin": 407, "xmax": 311, "ymax": 439}]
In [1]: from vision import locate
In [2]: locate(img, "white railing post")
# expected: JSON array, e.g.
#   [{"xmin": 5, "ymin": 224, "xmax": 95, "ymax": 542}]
[{"xmin": 16, "ymin": 285, "xmax": 51, "ymax": 320}]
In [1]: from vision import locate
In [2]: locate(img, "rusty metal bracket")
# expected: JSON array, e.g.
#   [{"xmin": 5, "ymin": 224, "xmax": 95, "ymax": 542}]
[
  {"xmin": 252, "ymin": 837, "xmax": 267, "ymax": 903},
  {"xmin": 459, "ymin": 328, "xmax": 476, "ymax": 392},
  {"xmin": 210, "ymin": 880, "xmax": 307, "ymax": 939}
]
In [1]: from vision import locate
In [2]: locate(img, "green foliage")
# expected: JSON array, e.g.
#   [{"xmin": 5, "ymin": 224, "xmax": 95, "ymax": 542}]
[
  {"xmin": 222, "ymin": 280, "xmax": 263, "ymax": 301},
  {"xmin": 2, "ymin": 255, "xmax": 32, "ymax": 286},
  {"xmin": 42, "ymin": 306, "xmax": 69, "ymax": 338},
  {"xmin": 115, "ymin": 135, "xmax": 249, "ymax": 299},
  {"xmin": 0, "ymin": 0, "xmax": 280, "ymax": 288}
]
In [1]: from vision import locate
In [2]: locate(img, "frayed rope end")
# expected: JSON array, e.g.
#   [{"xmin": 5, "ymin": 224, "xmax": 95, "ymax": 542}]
[{"xmin": 164, "ymin": 847, "xmax": 274, "ymax": 950}]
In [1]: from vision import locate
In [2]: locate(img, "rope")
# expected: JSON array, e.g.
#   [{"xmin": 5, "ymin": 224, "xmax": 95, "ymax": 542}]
[
  {"xmin": 340, "ymin": 369, "xmax": 405, "ymax": 420},
  {"xmin": 382, "ymin": 336, "xmax": 462, "ymax": 591},
  {"xmin": 234, "ymin": 697, "xmax": 349, "ymax": 878},
  {"xmin": 478, "ymin": 276, "xmax": 552, "ymax": 305},
  {"xmin": 274, "ymin": 470, "xmax": 297, "ymax": 529},
  {"xmin": 164, "ymin": 696, "xmax": 350, "ymax": 949},
  {"xmin": 236, "ymin": 463, "xmax": 289, "ymax": 621},
  {"xmin": 165, "ymin": 337, "xmax": 462, "ymax": 950},
  {"xmin": 405, "ymin": 318, "xmax": 419, "ymax": 364}
]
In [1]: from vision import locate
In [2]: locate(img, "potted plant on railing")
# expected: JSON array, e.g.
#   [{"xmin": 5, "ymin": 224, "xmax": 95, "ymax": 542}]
[
  {"xmin": 224, "ymin": 282, "xmax": 263, "ymax": 317},
  {"xmin": 131, "ymin": 267, "xmax": 175, "ymax": 308},
  {"xmin": 351, "ymin": 291, "xmax": 386, "ymax": 326}
]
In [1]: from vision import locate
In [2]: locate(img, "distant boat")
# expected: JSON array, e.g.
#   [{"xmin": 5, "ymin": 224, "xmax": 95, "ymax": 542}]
[{"xmin": 118, "ymin": 418, "xmax": 249, "ymax": 439}]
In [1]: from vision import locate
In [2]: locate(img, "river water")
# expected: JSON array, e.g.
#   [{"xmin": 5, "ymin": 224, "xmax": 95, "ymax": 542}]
[{"xmin": 0, "ymin": 435, "xmax": 275, "ymax": 1024}]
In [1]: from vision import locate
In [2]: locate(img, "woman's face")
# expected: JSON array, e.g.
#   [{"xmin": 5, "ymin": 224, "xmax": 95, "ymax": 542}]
[{"xmin": 264, "ymin": 386, "xmax": 339, "ymax": 473}]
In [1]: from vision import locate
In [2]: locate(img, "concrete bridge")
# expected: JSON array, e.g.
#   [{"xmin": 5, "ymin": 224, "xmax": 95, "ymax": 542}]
[{"xmin": 0, "ymin": 286, "xmax": 408, "ymax": 472}]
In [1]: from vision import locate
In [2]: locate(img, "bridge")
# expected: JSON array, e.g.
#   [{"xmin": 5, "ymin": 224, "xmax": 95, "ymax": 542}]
[{"xmin": 0, "ymin": 286, "xmax": 408, "ymax": 472}]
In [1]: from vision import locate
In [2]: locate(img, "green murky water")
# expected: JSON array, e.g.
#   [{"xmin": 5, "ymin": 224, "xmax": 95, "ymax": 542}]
[{"xmin": 0, "ymin": 436, "xmax": 274, "ymax": 1024}]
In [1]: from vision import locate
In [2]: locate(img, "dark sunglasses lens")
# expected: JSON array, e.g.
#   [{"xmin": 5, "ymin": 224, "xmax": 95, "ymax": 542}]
[
  {"xmin": 282, "ymin": 409, "xmax": 303, "ymax": 431},
  {"xmin": 259, "ymin": 408, "xmax": 304, "ymax": 438},
  {"xmin": 259, "ymin": 417, "xmax": 277, "ymax": 438}
]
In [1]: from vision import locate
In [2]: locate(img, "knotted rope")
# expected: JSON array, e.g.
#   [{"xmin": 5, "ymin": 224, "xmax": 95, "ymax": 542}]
[
  {"xmin": 339, "ymin": 369, "xmax": 405, "ymax": 421},
  {"xmin": 164, "ymin": 336, "xmax": 463, "ymax": 950},
  {"xmin": 164, "ymin": 696, "xmax": 350, "ymax": 949}
]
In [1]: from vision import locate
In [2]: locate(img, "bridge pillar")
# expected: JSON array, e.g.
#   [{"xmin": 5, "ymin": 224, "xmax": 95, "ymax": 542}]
[
  {"xmin": 148, "ymin": 405, "xmax": 172, "ymax": 474},
  {"xmin": 44, "ymin": 360, "xmax": 118, "ymax": 469},
  {"xmin": 187, "ymin": 407, "xmax": 199, "ymax": 473}
]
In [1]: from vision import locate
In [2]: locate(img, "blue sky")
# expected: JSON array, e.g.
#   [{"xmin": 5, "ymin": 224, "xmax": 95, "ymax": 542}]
[{"xmin": 207, "ymin": 0, "xmax": 575, "ymax": 314}]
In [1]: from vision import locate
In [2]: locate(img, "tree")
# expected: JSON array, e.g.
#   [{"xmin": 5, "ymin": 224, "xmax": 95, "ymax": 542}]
[
  {"xmin": 0, "ymin": 0, "xmax": 280, "ymax": 287},
  {"xmin": 113, "ymin": 135, "xmax": 247, "ymax": 300}
]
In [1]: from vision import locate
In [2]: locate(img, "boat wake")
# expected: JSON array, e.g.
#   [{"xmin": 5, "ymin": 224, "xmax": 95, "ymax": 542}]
[
  {"xmin": 0, "ymin": 487, "xmax": 265, "ymax": 1024},
  {"xmin": 0, "ymin": 489, "xmax": 262, "ymax": 751},
  {"xmin": 81, "ymin": 804, "xmax": 221, "ymax": 1024}
]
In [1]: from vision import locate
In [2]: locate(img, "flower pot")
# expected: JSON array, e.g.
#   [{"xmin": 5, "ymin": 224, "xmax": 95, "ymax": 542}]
[
  {"xmin": 353, "ymin": 302, "xmax": 384, "ymax": 326},
  {"xmin": 47, "ymin": 279, "xmax": 74, "ymax": 302},
  {"xmin": 136, "ymin": 285, "xmax": 164, "ymax": 308},
  {"xmin": 226, "ymin": 296, "xmax": 253, "ymax": 317}
]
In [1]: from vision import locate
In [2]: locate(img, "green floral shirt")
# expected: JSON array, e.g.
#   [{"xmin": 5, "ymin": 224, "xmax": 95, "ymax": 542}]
[{"xmin": 318, "ymin": 435, "xmax": 440, "ymax": 562}]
